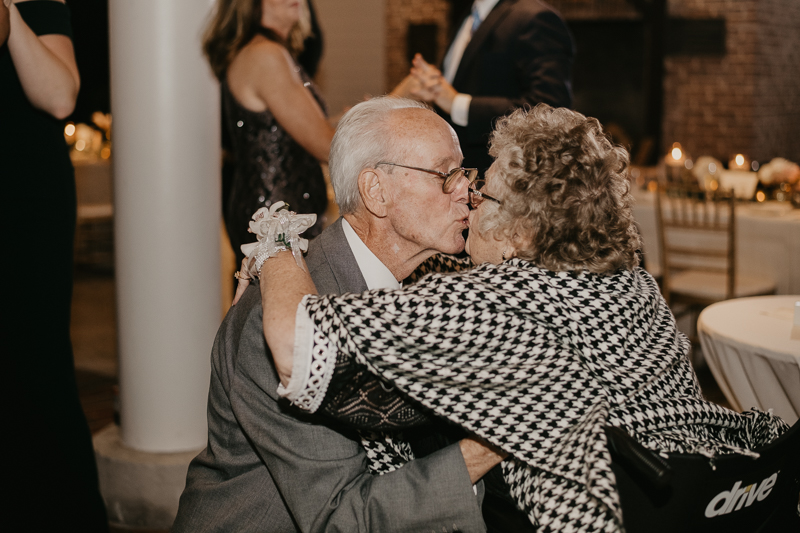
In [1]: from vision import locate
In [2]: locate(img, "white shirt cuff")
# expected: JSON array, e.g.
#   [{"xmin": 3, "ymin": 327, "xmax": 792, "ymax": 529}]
[
  {"xmin": 276, "ymin": 298, "xmax": 315, "ymax": 402},
  {"xmin": 450, "ymin": 93, "xmax": 472, "ymax": 127}
]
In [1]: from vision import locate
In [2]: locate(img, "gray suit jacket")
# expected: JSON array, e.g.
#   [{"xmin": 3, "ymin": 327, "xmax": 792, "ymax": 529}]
[{"xmin": 173, "ymin": 218, "xmax": 485, "ymax": 532}]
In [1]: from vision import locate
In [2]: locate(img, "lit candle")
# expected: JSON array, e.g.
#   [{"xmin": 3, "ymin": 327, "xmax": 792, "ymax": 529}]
[
  {"xmin": 666, "ymin": 143, "xmax": 685, "ymax": 167},
  {"xmin": 665, "ymin": 142, "xmax": 686, "ymax": 183},
  {"xmin": 729, "ymin": 153, "xmax": 750, "ymax": 170}
]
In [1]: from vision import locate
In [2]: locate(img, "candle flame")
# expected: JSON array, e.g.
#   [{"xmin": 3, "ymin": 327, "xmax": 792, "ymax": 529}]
[
  {"xmin": 735, "ymin": 154, "xmax": 745, "ymax": 166},
  {"xmin": 65, "ymin": 123, "xmax": 76, "ymax": 136},
  {"xmin": 671, "ymin": 147, "xmax": 682, "ymax": 160}
]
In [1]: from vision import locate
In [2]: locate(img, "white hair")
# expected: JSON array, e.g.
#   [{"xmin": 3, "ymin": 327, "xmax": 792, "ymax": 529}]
[{"xmin": 329, "ymin": 97, "xmax": 429, "ymax": 214}]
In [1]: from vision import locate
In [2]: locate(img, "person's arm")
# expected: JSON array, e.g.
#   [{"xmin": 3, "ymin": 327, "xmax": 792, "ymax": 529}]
[
  {"xmin": 408, "ymin": 11, "xmax": 573, "ymax": 142},
  {"xmin": 461, "ymin": 10, "xmax": 573, "ymax": 143},
  {"xmin": 244, "ymin": 40, "xmax": 334, "ymax": 162},
  {"xmin": 5, "ymin": 0, "xmax": 80, "ymax": 119},
  {"xmin": 261, "ymin": 252, "xmax": 507, "ymax": 476},
  {"xmin": 261, "ymin": 251, "xmax": 314, "ymax": 385}
]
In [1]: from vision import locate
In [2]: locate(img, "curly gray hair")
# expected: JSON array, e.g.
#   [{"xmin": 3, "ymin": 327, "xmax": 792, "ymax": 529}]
[{"xmin": 477, "ymin": 104, "xmax": 641, "ymax": 274}]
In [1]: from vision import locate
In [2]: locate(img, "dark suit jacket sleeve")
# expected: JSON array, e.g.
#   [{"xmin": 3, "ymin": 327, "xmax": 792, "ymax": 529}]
[
  {"xmin": 464, "ymin": 9, "xmax": 573, "ymax": 145},
  {"xmin": 231, "ymin": 292, "xmax": 486, "ymax": 533}
]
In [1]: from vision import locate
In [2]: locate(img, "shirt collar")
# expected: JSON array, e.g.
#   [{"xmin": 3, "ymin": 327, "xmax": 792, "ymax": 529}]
[
  {"xmin": 341, "ymin": 218, "xmax": 402, "ymax": 290},
  {"xmin": 473, "ymin": 0, "xmax": 501, "ymax": 23}
]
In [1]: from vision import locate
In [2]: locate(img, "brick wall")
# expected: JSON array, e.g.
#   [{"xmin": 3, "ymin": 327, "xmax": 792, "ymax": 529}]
[
  {"xmin": 551, "ymin": 0, "xmax": 638, "ymax": 20},
  {"xmin": 753, "ymin": 0, "xmax": 800, "ymax": 163},
  {"xmin": 383, "ymin": 0, "xmax": 800, "ymax": 164},
  {"xmin": 663, "ymin": 1, "xmax": 758, "ymax": 163},
  {"xmin": 385, "ymin": 0, "xmax": 451, "ymax": 90},
  {"xmin": 661, "ymin": 0, "xmax": 799, "ymax": 164}
]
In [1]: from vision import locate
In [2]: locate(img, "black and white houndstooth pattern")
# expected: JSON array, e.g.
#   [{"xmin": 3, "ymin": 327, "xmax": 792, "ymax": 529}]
[{"xmin": 297, "ymin": 258, "xmax": 788, "ymax": 532}]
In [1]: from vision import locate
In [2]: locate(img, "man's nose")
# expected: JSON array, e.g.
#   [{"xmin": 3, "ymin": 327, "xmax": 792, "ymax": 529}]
[{"xmin": 450, "ymin": 173, "xmax": 470, "ymax": 202}]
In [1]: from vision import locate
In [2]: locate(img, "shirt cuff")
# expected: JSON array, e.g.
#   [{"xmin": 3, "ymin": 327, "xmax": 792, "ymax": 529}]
[
  {"xmin": 276, "ymin": 299, "xmax": 315, "ymax": 401},
  {"xmin": 277, "ymin": 295, "xmax": 338, "ymax": 413},
  {"xmin": 449, "ymin": 93, "xmax": 472, "ymax": 127}
]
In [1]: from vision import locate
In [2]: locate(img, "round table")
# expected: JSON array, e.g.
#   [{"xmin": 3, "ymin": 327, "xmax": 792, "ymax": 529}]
[{"xmin": 698, "ymin": 296, "xmax": 800, "ymax": 424}]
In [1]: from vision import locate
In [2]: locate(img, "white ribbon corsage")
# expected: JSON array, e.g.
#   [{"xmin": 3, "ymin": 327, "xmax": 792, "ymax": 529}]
[{"xmin": 240, "ymin": 201, "xmax": 316, "ymax": 277}]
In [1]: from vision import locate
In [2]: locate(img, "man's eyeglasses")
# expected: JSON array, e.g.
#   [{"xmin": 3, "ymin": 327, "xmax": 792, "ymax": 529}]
[
  {"xmin": 468, "ymin": 180, "xmax": 502, "ymax": 208},
  {"xmin": 376, "ymin": 162, "xmax": 478, "ymax": 193}
]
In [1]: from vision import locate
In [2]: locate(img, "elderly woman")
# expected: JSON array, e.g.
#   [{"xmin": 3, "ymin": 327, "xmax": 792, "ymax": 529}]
[{"xmin": 248, "ymin": 104, "xmax": 787, "ymax": 532}]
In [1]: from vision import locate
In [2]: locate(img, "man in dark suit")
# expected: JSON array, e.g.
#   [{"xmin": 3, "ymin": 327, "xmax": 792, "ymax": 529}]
[
  {"xmin": 173, "ymin": 97, "xmax": 503, "ymax": 532},
  {"xmin": 401, "ymin": 0, "xmax": 574, "ymax": 173}
]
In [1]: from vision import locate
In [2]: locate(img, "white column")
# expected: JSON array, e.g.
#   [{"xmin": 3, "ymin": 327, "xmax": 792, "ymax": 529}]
[{"xmin": 109, "ymin": 0, "xmax": 219, "ymax": 453}]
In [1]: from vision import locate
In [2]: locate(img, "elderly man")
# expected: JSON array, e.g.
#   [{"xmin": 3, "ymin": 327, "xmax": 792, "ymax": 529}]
[{"xmin": 173, "ymin": 97, "xmax": 503, "ymax": 532}]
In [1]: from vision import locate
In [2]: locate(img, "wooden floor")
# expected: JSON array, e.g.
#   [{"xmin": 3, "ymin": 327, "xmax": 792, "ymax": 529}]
[{"xmin": 71, "ymin": 264, "xmax": 730, "ymax": 532}]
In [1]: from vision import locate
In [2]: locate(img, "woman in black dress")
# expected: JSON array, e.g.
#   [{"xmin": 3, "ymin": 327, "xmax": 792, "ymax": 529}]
[
  {"xmin": 1, "ymin": 0, "xmax": 107, "ymax": 530},
  {"xmin": 203, "ymin": 0, "xmax": 334, "ymax": 266}
]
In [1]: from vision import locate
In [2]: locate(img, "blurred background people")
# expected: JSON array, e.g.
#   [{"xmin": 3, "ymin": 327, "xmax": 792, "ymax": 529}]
[
  {"xmin": 220, "ymin": 0, "xmax": 323, "ymax": 246},
  {"xmin": 204, "ymin": 0, "xmax": 334, "ymax": 267},
  {"xmin": 1, "ymin": 0, "xmax": 108, "ymax": 530},
  {"xmin": 397, "ymin": 0, "xmax": 574, "ymax": 173}
]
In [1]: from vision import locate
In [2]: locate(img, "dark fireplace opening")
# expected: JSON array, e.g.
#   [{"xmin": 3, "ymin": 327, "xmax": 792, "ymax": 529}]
[{"xmin": 569, "ymin": 20, "xmax": 649, "ymax": 164}]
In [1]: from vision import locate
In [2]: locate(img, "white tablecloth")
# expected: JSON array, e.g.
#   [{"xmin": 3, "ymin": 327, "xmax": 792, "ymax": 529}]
[
  {"xmin": 697, "ymin": 296, "xmax": 800, "ymax": 424},
  {"xmin": 632, "ymin": 188, "xmax": 800, "ymax": 295}
]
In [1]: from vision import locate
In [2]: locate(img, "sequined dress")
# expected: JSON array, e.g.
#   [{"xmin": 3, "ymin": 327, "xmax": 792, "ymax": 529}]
[{"xmin": 222, "ymin": 56, "xmax": 328, "ymax": 265}]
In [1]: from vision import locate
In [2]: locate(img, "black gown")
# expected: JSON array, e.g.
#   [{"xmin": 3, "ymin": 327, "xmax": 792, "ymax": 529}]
[
  {"xmin": 0, "ymin": 2, "xmax": 107, "ymax": 530},
  {"xmin": 222, "ymin": 34, "xmax": 328, "ymax": 266}
]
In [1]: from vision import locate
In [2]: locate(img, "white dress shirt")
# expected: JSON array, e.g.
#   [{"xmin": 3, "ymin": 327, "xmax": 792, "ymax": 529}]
[{"xmin": 441, "ymin": 0, "xmax": 501, "ymax": 127}]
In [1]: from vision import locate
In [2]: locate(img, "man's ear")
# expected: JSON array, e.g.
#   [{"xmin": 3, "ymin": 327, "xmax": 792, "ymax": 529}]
[{"xmin": 358, "ymin": 168, "xmax": 390, "ymax": 218}]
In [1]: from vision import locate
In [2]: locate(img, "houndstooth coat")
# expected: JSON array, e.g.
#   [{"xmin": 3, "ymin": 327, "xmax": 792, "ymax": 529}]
[{"xmin": 286, "ymin": 256, "xmax": 788, "ymax": 532}]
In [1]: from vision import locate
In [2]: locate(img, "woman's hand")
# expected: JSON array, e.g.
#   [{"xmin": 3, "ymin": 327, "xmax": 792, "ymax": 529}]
[
  {"xmin": 231, "ymin": 258, "xmax": 252, "ymax": 306},
  {"xmin": 410, "ymin": 54, "xmax": 458, "ymax": 115},
  {"xmin": 459, "ymin": 435, "xmax": 508, "ymax": 484},
  {"xmin": 389, "ymin": 73, "xmax": 423, "ymax": 99},
  {"xmin": 6, "ymin": 0, "xmax": 80, "ymax": 118}
]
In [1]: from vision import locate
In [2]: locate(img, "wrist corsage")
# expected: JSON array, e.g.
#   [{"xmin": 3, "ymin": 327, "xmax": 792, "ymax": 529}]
[{"xmin": 240, "ymin": 201, "xmax": 316, "ymax": 277}]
